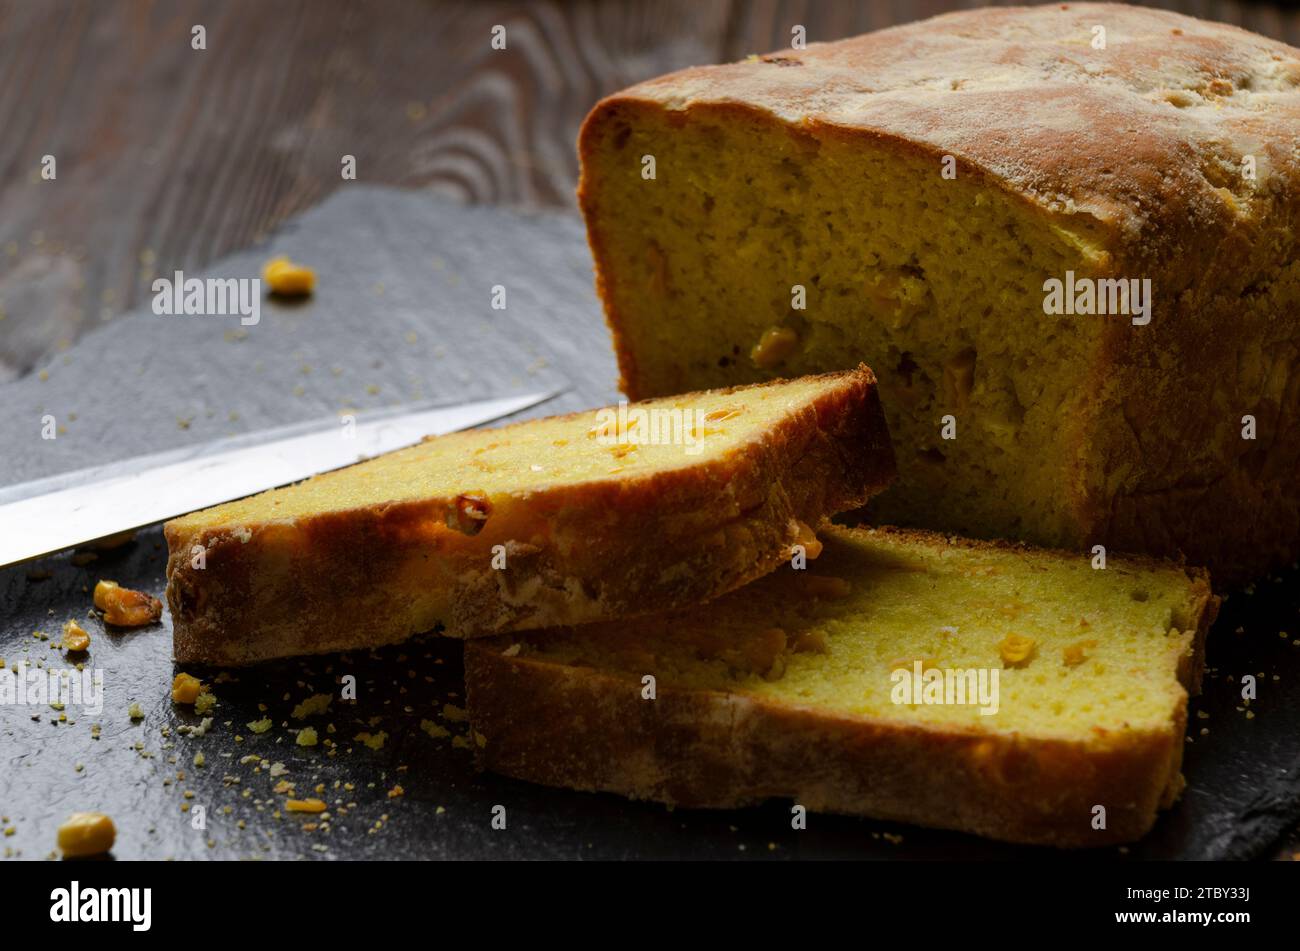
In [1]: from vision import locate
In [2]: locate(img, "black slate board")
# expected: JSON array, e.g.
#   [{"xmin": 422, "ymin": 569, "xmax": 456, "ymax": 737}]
[{"xmin": 2, "ymin": 186, "xmax": 1298, "ymax": 861}]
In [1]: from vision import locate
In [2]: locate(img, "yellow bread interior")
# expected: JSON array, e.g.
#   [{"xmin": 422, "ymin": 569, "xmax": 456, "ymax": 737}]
[
  {"xmin": 505, "ymin": 526, "xmax": 1209, "ymax": 738},
  {"xmin": 169, "ymin": 371, "xmax": 864, "ymax": 532},
  {"xmin": 582, "ymin": 103, "xmax": 1108, "ymax": 547}
]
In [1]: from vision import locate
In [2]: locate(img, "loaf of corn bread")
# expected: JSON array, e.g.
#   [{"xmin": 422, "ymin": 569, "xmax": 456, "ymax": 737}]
[
  {"xmin": 466, "ymin": 525, "xmax": 1218, "ymax": 847},
  {"xmin": 578, "ymin": 3, "xmax": 1300, "ymax": 584},
  {"xmin": 165, "ymin": 368, "xmax": 893, "ymax": 665}
]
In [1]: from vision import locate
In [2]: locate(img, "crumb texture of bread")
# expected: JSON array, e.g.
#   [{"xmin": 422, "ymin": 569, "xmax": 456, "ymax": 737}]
[
  {"xmin": 165, "ymin": 368, "xmax": 894, "ymax": 665},
  {"xmin": 578, "ymin": 2, "xmax": 1300, "ymax": 583},
  {"xmin": 466, "ymin": 526, "xmax": 1218, "ymax": 847}
]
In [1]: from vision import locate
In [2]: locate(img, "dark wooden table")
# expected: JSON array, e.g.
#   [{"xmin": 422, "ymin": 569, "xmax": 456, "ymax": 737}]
[{"xmin": 4, "ymin": 0, "xmax": 1300, "ymax": 382}]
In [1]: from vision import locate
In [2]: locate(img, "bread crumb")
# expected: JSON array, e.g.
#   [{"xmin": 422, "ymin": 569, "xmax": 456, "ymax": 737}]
[
  {"xmin": 247, "ymin": 718, "xmax": 272, "ymax": 734},
  {"xmin": 290, "ymin": 693, "xmax": 332, "ymax": 719},
  {"xmin": 419, "ymin": 719, "xmax": 449, "ymax": 739},
  {"xmin": 296, "ymin": 727, "xmax": 319, "ymax": 747}
]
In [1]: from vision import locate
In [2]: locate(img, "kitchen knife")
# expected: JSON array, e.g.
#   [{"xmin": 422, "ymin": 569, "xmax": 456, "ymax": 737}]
[{"xmin": 0, "ymin": 389, "xmax": 560, "ymax": 567}]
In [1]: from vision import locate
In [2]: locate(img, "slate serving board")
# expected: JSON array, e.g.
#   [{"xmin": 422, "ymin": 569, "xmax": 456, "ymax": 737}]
[{"xmin": 2, "ymin": 185, "xmax": 1298, "ymax": 861}]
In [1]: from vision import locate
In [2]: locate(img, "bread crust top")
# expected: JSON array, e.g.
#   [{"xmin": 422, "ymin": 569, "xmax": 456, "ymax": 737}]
[{"xmin": 593, "ymin": 3, "xmax": 1300, "ymax": 261}]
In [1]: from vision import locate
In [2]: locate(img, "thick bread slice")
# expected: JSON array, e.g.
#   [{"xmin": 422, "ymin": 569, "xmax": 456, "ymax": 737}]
[
  {"xmin": 465, "ymin": 526, "xmax": 1218, "ymax": 847},
  {"xmin": 165, "ymin": 367, "xmax": 893, "ymax": 666},
  {"xmin": 577, "ymin": 3, "xmax": 1300, "ymax": 584}
]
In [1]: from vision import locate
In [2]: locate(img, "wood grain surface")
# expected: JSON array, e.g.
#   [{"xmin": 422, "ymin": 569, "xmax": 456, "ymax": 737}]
[{"xmin": 2, "ymin": 0, "xmax": 1299, "ymax": 381}]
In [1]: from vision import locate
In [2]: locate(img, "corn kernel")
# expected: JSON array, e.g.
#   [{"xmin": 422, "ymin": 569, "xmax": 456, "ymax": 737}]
[
  {"xmin": 61, "ymin": 620, "xmax": 91, "ymax": 653},
  {"xmin": 57, "ymin": 811, "xmax": 115, "ymax": 858},
  {"xmin": 998, "ymin": 634, "xmax": 1036, "ymax": 667},
  {"xmin": 171, "ymin": 672, "xmax": 202, "ymax": 704},
  {"xmin": 93, "ymin": 579, "xmax": 162, "ymax": 627},
  {"xmin": 1063, "ymin": 639, "xmax": 1098, "ymax": 667},
  {"xmin": 790, "ymin": 519, "xmax": 824, "ymax": 560},
  {"xmin": 750, "ymin": 326, "xmax": 799, "ymax": 369},
  {"xmin": 285, "ymin": 798, "xmax": 327, "ymax": 813},
  {"xmin": 262, "ymin": 256, "xmax": 316, "ymax": 296}
]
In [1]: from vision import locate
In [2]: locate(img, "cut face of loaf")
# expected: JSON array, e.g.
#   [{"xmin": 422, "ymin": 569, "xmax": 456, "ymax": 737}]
[
  {"xmin": 466, "ymin": 526, "xmax": 1218, "ymax": 848},
  {"xmin": 164, "ymin": 367, "xmax": 894, "ymax": 665},
  {"xmin": 578, "ymin": 2, "xmax": 1300, "ymax": 584}
]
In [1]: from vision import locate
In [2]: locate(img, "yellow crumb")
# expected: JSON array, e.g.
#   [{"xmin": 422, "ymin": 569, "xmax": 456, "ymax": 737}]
[
  {"xmin": 420, "ymin": 719, "xmax": 450, "ymax": 739},
  {"xmin": 290, "ymin": 693, "xmax": 332, "ymax": 719}
]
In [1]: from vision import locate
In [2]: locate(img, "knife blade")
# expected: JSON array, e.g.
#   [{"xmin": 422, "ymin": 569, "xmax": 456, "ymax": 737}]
[{"xmin": 0, "ymin": 389, "xmax": 560, "ymax": 568}]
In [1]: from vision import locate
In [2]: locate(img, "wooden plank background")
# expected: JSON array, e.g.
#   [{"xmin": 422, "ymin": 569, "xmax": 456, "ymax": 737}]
[{"xmin": 2, "ymin": 0, "xmax": 1299, "ymax": 381}]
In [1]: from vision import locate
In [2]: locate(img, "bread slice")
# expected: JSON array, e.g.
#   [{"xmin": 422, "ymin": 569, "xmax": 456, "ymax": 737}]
[
  {"xmin": 465, "ymin": 526, "xmax": 1218, "ymax": 847},
  {"xmin": 577, "ymin": 2, "xmax": 1300, "ymax": 584},
  {"xmin": 164, "ymin": 367, "xmax": 893, "ymax": 665}
]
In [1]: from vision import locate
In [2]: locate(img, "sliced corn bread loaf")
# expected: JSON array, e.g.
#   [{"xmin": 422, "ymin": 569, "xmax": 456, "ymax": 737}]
[
  {"xmin": 466, "ymin": 526, "xmax": 1217, "ymax": 847},
  {"xmin": 578, "ymin": 2, "xmax": 1300, "ymax": 584},
  {"xmin": 165, "ymin": 367, "xmax": 893, "ymax": 665}
]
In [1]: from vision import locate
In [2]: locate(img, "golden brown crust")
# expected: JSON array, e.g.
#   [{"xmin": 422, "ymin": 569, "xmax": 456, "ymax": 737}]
[
  {"xmin": 165, "ymin": 367, "xmax": 895, "ymax": 666},
  {"xmin": 583, "ymin": 3, "xmax": 1300, "ymax": 263},
  {"xmin": 467, "ymin": 650, "xmax": 1185, "ymax": 847},
  {"xmin": 465, "ymin": 526, "xmax": 1217, "ymax": 848}
]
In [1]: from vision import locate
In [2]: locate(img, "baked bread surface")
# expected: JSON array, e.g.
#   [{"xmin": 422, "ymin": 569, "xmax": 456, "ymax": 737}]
[
  {"xmin": 466, "ymin": 525, "xmax": 1218, "ymax": 847},
  {"xmin": 579, "ymin": 2, "xmax": 1300, "ymax": 583},
  {"xmin": 165, "ymin": 367, "xmax": 894, "ymax": 665}
]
